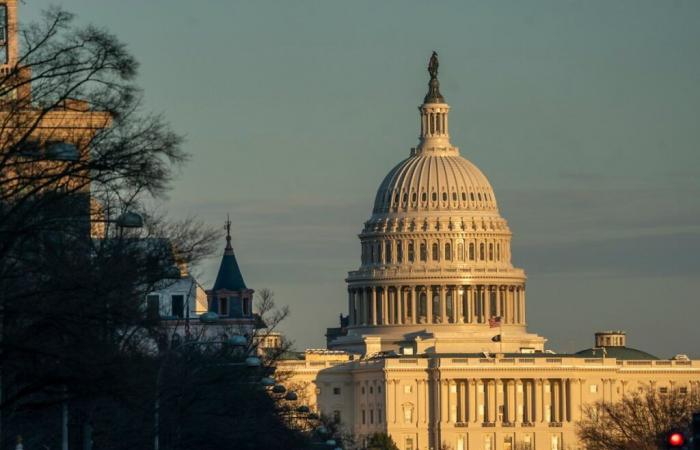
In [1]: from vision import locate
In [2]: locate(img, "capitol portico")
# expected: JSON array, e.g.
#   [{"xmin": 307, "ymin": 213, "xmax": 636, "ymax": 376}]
[{"xmin": 277, "ymin": 53, "xmax": 700, "ymax": 450}]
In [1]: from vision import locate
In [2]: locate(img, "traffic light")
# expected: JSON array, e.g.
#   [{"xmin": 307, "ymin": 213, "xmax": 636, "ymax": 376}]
[{"xmin": 666, "ymin": 431, "xmax": 686, "ymax": 449}]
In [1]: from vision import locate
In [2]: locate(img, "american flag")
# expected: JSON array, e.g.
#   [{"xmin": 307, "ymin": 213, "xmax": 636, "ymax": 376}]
[{"xmin": 488, "ymin": 316, "xmax": 502, "ymax": 328}]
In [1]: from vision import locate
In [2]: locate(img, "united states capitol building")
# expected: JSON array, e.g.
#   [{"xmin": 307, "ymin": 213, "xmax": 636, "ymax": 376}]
[{"xmin": 277, "ymin": 54, "xmax": 700, "ymax": 450}]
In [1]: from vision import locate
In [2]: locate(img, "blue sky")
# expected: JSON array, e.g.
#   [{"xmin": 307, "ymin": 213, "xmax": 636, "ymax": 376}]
[{"xmin": 24, "ymin": 0, "xmax": 700, "ymax": 356}]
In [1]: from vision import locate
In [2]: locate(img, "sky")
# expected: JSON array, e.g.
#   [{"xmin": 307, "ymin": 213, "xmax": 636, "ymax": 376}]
[{"xmin": 24, "ymin": 0, "xmax": 700, "ymax": 357}]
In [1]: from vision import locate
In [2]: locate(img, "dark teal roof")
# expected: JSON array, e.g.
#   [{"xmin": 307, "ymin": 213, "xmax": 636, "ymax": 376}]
[
  {"xmin": 212, "ymin": 243, "xmax": 247, "ymax": 291},
  {"xmin": 574, "ymin": 346, "xmax": 658, "ymax": 360}
]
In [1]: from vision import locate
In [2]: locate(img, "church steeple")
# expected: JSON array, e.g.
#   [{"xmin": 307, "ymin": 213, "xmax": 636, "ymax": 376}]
[
  {"xmin": 212, "ymin": 215, "xmax": 247, "ymax": 291},
  {"xmin": 417, "ymin": 51, "xmax": 454, "ymax": 154}
]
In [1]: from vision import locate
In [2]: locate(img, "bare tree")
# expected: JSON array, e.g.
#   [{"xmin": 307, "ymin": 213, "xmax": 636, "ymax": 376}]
[{"xmin": 576, "ymin": 384, "xmax": 700, "ymax": 450}]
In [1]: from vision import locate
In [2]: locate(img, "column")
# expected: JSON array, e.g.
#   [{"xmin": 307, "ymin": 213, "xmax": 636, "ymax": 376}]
[
  {"xmin": 477, "ymin": 379, "xmax": 484, "ymax": 423},
  {"xmin": 426, "ymin": 287, "xmax": 433, "ymax": 324},
  {"xmin": 348, "ymin": 289, "xmax": 355, "ymax": 325},
  {"xmin": 388, "ymin": 288, "xmax": 394, "ymax": 324},
  {"xmin": 440, "ymin": 285, "xmax": 447, "ymax": 323},
  {"xmin": 371, "ymin": 287, "xmax": 377, "ymax": 325},
  {"xmin": 460, "ymin": 380, "xmax": 468, "ymax": 422},
  {"xmin": 539, "ymin": 379, "xmax": 546, "ymax": 423},
  {"xmin": 362, "ymin": 288, "xmax": 369, "ymax": 325},
  {"xmin": 381, "ymin": 287, "xmax": 388, "ymax": 325},
  {"xmin": 422, "ymin": 379, "xmax": 429, "ymax": 424},
  {"xmin": 440, "ymin": 379, "xmax": 448, "ymax": 424},
  {"xmin": 516, "ymin": 379, "xmax": 524, "ymax": 423},
  {"xmin": 521, "ymin": 288, "xmax": 526, "ymax": 324},
  {"xmin": 416, "ymin": 379, "xmax": 422, "ymax": 424},
  {"xmin": 456, "ymin": 287, "xmax": 464, "ymax": 323},
  {"xmin": 495, "ymin": 286, "xmax": 501, "ymax": 318},
  {"xmin": 471, "ymin": 379, "xmax": 478, "ymax": 423},
  {"xmin": 552, "ymin": 380, "xmax": 560, "ymax": 422},
  {"xmin": 507, "ymin": 380, "xmax": 515, "ymax": 423},
  {"xmin": 495, "ymin": 379, "xmax": 504, "ymax": 423},
  {"xmin": 489, "ymin": 380, "xmax": 497, "ymax": 423},
  {"xmin": 397, "ymin": 287, "xmax": 404, "ymax": 325},
  {"xmin": 411, "ymin": 286, "xmax": 418, "ymax": 324},
  {"xmin": 544, "ymin": 379, "xmax": 551, "ymax": 423}
]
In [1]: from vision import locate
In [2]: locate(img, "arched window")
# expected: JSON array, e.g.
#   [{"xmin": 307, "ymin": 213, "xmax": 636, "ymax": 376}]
[
  {"xmin": 445, "ymin": 243, "xmax": 452, "ymax": 261},
  {"xmin": 396, "ymin": 240, "xmax": 403, "ymax": 262},
  {"xmin": 496, "ymin": 243, "xmax": 501, "ymax": 261},
  {"xmin": 408, "ymin": 241, "xmax": 415, "ymax": 262},
  {"xmin": 442, "ymin": 192, "xmax": 448, "ymax": 201},
  {"xmin": 462, "ymin": 192, "xmax": 467, "ymax": 201},
  {"xmin": 422, "ymin": 192, "xmax": 427, "ymax": 202},
  {"xmin": 385, "ymin": 241, "xmax": 392, "ymax": 263},
  {"xmin": 469, "ymin": 243, "xmax": 475, "ymax": 260},
  {"xmin": 377, "ymin": 242, "xmax": 383, "ymax": 263},
  {"xmin": 419, "ymin": 292, "xmax": 427, "ymax": 319},
  {"xmin": 420, "ymin": 243, "xmax": 427, "ymax": 262},
  {"xmin": 457, "ymin": 243, "xmax": 464, "ymax": 261},
  {"xmin": 489, "ymin": 289, "xmax": 497, "ymax": 316},
  {"xmin": 432, "ymin": 192, "xmax": 437, "ymax": 202},
  {"xmin": 370, "ymin": 243, "xmax": 375, "ymax": 263},
  {"xmin": 479, "ymin": 243, "xmax": 485, "ymax": 261},
  {"xmin": 412, "ymin": 192, "xmax": 417, "ymax": 203},
  {"xmin": 431, "ymin": 243, "xmax": 439, "ymax": 261},
  {"xmin": 452, "ymin": 192, "xmax": 457, "ymax": 201},
  {"xmin": 478, "ymin": 193, "xmax": 482, "ymax": 201},
  {"xmin": 488, "ymin": 243, "xmax": 493, "ymax": 261}
]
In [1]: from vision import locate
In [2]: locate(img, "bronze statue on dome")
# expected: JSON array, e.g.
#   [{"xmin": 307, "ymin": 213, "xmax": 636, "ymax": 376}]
[{"xmin": 428, "ymin": 51, "xmax": 439, "ymax": 80}]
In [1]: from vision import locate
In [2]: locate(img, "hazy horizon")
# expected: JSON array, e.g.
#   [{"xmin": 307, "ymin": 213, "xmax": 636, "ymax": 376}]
[{"xmin": 24, "ymin": 0, "xmax": 700, "ymax": 358}]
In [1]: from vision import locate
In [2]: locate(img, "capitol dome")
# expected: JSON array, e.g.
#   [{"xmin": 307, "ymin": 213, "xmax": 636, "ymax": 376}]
[
  {"xmin": 373, "ymin": 153, "xmax": 498, "ymax": 215},
  {"xmin": 334, "ymin": 52, "xmax": 546, "ymax": 355}
]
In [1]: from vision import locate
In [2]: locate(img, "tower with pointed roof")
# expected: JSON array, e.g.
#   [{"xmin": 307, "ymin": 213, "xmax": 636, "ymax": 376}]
[{"xmin": 206, "ymin": 217, "xmax": 255, "ymax": 322}]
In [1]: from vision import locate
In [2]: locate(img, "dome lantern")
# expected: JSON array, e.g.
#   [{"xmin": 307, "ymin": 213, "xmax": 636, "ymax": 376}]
[{"xmin": 417, "ymin": 51, "xmax": 454, "ymax": 155}]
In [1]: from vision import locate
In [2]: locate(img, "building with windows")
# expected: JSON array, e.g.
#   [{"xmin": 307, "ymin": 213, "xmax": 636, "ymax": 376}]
[{"xmin": 277, "ymin": 53, "xmax": 700, "ymax": 450}]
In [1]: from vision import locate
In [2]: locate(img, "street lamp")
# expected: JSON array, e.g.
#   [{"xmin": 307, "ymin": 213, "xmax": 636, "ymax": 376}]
[
  {"xmin": 115, "ymin": 211, "xmax": 144, "ymax": 229},
  {"xmin": 260, "ymin": 376, "xmax": 275, "ymax": 387}
]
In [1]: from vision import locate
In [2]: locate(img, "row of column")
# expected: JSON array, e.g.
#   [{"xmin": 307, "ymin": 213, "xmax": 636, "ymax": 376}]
[
  {"xmin": 440, "ymin": 378, "xmax": 581, "ymax": 425},
  {"xmin": 421, "ymin": 109, "xmax": 448, "ymax": 137},
  {"xmin": 348, "ymin": 285, "xmax": 525, "ymax": 326}
]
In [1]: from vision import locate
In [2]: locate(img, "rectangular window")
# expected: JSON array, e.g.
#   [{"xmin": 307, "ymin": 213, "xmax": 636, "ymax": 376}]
[
  {"xmin": 362, "ymin": 409, "xmax": 366, "ymax": 425},
  {"xmin": 333, "ymin": 410, "xmax": 341, "ymax": 423},
  {"xmin": 397, "ymin": 240, "xmax": 403, "ymax": 262},
  {"xmin": 590, "ymin": 384, "xmax": 598, "ymax": 394},
  {"xmin": 370, "ymin": 409, "xmax": 374, "ymax": 424},
  {"xmin": 385, "ymin": 241, "xmax": 392, "ymax": 263},
  {"xmin": 171, "ymin": 294, "xmax": 184, "ymax": 318},
  {"xmin": 242, "ymin": 298, "xmax": 251, "ymax": 316},
  {"xmin": 0, "ymin": 5, "xmax": 6, "ymax": 42},
  {"xmin": 147, "ymin": 294, "xmax": 160, "ymax": 319},
  {"xmin": 659, "ymin": 387, "xmax": 669, "ymax": 394},
  {"xmin": 219, "ymin": 297, "xmax": 229, "ymax": 317},
  {"xmin": 405, "ymin": 438, "xmax": 414, "ymax": 450},
  {"xmin": 378, "ymin": 408, "xmax": 382, "ymax": 423},
  {"xmin": 408, "ymin": 241, "xmax": 414, "ymax": 262},
  {"xmin": 333, "ymin": 387, "xmax": 341, "ymax": 395},
  {"xmin": 420, "ymin": 243, "xmax": 427, "ymax": 261}
]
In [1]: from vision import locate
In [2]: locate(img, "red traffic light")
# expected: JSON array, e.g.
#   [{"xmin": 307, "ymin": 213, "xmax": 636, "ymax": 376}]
[{"xmin": 667, "ymin": 431, "xmax": 685, "ymax": 447}]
